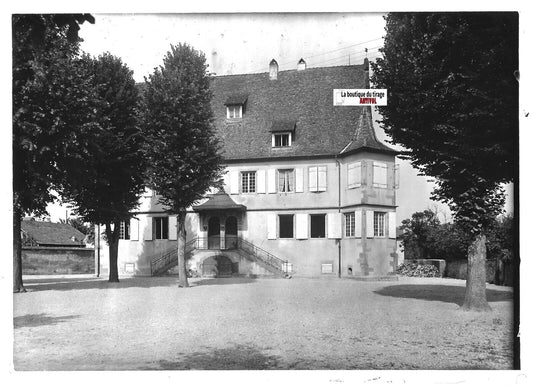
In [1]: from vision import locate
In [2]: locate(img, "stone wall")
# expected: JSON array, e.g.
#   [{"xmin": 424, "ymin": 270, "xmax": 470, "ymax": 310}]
[
  {"xmin": 22, "ymin": 246, "xmax": 95, "ymax": 275},
  {"xmin": 445, "ymin": 259, "xmax": 513, "ymax": 286}
]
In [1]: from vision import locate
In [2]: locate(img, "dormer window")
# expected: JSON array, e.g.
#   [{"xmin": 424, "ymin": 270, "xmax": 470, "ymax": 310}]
[
  {"xmin": 270, "ymin": 119, "xmax": 297, "ymax": 148},
  {"xmin": 272, "ymin": 132, "xmax": 292, "ymax": 147},
  {"xmin": 224, "ymin": 93, "xmax": 248, "ymax": 119},
  {"xmin": 226, "ymin": 105, "xmax": 242, "ymax": 119}
]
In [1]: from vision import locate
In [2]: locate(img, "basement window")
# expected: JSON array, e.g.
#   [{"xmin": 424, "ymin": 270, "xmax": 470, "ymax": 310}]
[{"xmin": 321, "ymin": 263, "xmax": 333, "ymax": 274}]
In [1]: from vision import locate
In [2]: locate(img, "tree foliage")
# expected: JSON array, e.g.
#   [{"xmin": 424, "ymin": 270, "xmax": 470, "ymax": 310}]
[
  {"xmin": 12, "ymin": 14, "xmax": 94, "ymax": 292},
  {"xmin": 371, "ymin": 13, "xmax": 517, "ymax": 232},
  {"xmin": 143, "ymin": 43, "xmax": 224, "ymax": 287},
  {"xmin": 371, "ymin": 13, "xmax": 518, "ymax": 310},
  {"xmin": 59, "ymin": 53, "xmax": 145, "ymax": 282}
]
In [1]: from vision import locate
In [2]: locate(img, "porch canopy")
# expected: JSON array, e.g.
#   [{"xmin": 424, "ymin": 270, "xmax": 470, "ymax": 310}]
[{"xmin": 192, "ymin": 190, "xmax": 246, "ymax": 212}]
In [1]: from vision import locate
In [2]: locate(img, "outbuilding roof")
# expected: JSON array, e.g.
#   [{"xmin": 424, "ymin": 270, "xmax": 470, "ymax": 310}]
[
  {"xmin": 21, "ymin": 220, "xmax": 86, "ymax": 247},
  {"xmin": 210, "ymin": 63, "xmax": 397, "ymax": 161}
]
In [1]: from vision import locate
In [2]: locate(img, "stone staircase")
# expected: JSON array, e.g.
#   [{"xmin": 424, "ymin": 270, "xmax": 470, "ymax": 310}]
[{"xmin": 150, "ymin": 237, "xmax": 289, "ymax": 277}]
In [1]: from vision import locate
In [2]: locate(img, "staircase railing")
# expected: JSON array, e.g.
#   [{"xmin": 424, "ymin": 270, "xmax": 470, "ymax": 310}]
[
  {"xmin": 150, "ymin": 238, "xmax": 198, "ymax": 275},
  {"xmin": 236, "ymin": 237, "xmax": 288, "ymax": 273},
  {"xmin": 150, "ymin": 236, "xmax": 289, "ymax": 276}
]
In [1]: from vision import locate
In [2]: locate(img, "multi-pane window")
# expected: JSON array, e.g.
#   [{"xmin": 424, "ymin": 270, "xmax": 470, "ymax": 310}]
[
  {"xmin": 241, "ymin": 171, "xmax": 256, "ymax": 193},
  {"xmin": 226, "ymin": 105, "xmax": 242, "ymax": 119},
  {"xmin": 279, "ymin": 215, "xmax": 294, "ymax": 238},
  {"xmin": 272, "ymin": 133, "xmax": 291, "ymax": 147},
  {"xmin": 373, "ymin": 161, "xmax": 388, "ymax": 188},
  {"xmin": 309, "ymin": 166, "xmax": 327, "ymax": 192},
  {"xmin": 119, "ymin": 221, "xmax": 130, "ymax": 240},
  {"xmin": 153, "ymin": 217, "xmax": 169, "ymax": 240},
  {"xmin": 374, "ymin": 212, "xmax": 386, "ymax": 237},
  {"xmin": 345, "ymin": 212, "xmax": 355, "ymax": 237},
  {"xmin": 278, "ymin": 169, "xmax": 294, "ymax": 192},
  {"xmin": 310, "ymin": 214, "xmax": 326, "ymax": 238}
]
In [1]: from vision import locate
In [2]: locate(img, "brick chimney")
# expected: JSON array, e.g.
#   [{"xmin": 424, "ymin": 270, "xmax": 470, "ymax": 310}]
[
  {"xmin": 269, "ymin": 59, "xmax": 278, "ymax": 80},
  {"xmin": 297, "ymin": 58, "xmax": 306, "ymax": 71}
]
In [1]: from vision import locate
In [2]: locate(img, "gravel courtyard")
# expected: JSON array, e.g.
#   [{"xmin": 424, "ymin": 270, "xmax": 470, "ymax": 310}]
[{"xmin": 13, "ymin": 275, "xmax": 515, "ymax": 370}]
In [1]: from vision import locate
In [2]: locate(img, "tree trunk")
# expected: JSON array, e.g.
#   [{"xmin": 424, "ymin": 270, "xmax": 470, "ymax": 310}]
[
  {"xmin": 462, "ymin": 233, "xmax": 491, "ymax": 311},
  {"xmin": 177, "ymin": 210, "xmax": 189, "ymax": 288},
  {"xmin": 105, "ymin": 222, "xmax": 121, "ymax": 283},
  {"xmin": 13, "ymin": 206, "xmax": 26, "ymax": 293}
]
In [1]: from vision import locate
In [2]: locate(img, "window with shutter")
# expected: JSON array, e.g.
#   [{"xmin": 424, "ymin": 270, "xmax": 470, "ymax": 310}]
[
  {"xmin": 373, "ymin": 212, "xmax": 386, "ymax": 237},
  {"xmin": 278, "ymin": 169, "xmax": 294, "ymax": 192},
  {"xmin": 119, "ymin": 221, "xmax": 130, "ymax": 240},
  {"xmin": 153, "ymin": 217, "xmax": 169, "ymax": 240},
  {"xmin": 279, "ymin": 215, "xmax": 294, "ymax": 238},
  {"xmin": 345, "ymin": 212, "xmax": 355, "ymax": 237},
  {"xmin": 241, "ymin": 171, "xmax": 256, "ymax": 193},
  {"xmin": 310, "ymin": 214, "xmax": 326, "ymax": 238}
]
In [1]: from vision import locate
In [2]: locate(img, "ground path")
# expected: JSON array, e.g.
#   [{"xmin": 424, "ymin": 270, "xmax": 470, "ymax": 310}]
[{"xmin": 13, "ymin": 275, "xmax": 514, "ymax": 370}]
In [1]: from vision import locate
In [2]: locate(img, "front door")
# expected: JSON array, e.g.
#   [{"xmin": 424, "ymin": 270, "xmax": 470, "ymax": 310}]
[
  {"xmin": 225, "ymin": 216, "xmax": 238, "ymax": 249},
  {"xmin": 208, "ymin": 217, "xmax": 220, "ymax": 249}
]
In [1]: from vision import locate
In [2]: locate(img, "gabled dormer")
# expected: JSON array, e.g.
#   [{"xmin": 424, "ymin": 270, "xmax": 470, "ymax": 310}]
[
  {"xmin": 224, "ymin": 93, "xmax": 248, "ymax": 119},
  {"xmin": 270, "ymin": 120, "xmax": 297, "ymax": 148}
]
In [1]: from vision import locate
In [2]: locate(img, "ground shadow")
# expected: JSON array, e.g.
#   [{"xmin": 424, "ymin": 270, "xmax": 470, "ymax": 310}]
[
  {"xmin": 14, "ymin": 313, "xmax": 79, "ymax": 329},
  {"xmin": 139, "ymin": 344, "xmax": 279, "ymax": 370},
  {"xmin": 374, "ymin": 284, "xmax": 513, "ymax": 306},
  {"xmin": 21, "ymin": 276, "xmax": 181, "ymax": 292},
  {"xmin": 192, "ymin": 277, "xmax": 257, "ymax": 287}
]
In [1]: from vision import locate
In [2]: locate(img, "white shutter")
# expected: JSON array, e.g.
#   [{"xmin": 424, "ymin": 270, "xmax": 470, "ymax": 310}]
[
  {"xmin": 168, "ymin": 216, "xmax": 178, "ymax": 240},
  {"xmin": 223, "ymin": 170, "xmax": 230, "ymax": 192},
  {"xmin": 143, "ymin": 216, "xmax": 153, "ymax": 241},
  {"xmin": 129, "ymin": 218, "xmax": 139, "ymax": 241},
  {"xmin": 267, "ymin": 169, "xmax": 277, "ymax": 193},
  {"xmin": 327, "ymin": 213, "xmax": 342, "ymax": 239},
  {"xmin": 394, "ymin": 164, "xmax": 400, "ymax": 189},
  {"xmin": 257, "ymin": 169, "xmax": 266, "ymax": 193},
  {"xmin": 230, "ymin": 171, "xmax": 239, "ymax": 194},
  {"xmin": 354, "ymin": 210, "xmax": 362, "ymax": 238},
  {"xmin": 267, "ymin": 213, "xmax": 277, "ymax": 239},
  {"xmin": 366, "ymin": 210, "xmax": 374, "ymax": 238},
  {"xmin": 309, "ymin": 167, "xmax": 317, "ymax": 192},
  {"xmin": 318, "ymin": 166, "xmax": 327, "ymax": 192},
  {"xmin": 295, "ymin": 213, "xmax": 308, "ymax": 239},
  {"xmin": 347, "ymin": 162, "xmax": 361, "ymax": 188},
  {"xmin": 361, "ymin": 160, "xmax": 367, "ymax": 186},
  {"xmin": 388, "ymin": 212, "xmax": 396, "ymax": 239},
  {"xmin": 373, "ymin": 161, "xmax": 387, "ymax": 188},
  {"xmin": 295, "ymin": 168, "xmax": 304, "ymax": 192}
]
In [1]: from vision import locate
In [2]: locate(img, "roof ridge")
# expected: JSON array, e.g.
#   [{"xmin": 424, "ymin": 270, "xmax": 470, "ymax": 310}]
[{"xmin": 212, "ymin": 63, "xmax": 365, "ymax": 78}]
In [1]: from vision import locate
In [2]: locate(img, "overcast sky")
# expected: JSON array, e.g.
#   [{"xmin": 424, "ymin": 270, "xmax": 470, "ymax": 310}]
[{"xmin": 45, "ymin": 12, "xmax": 515, "ymax": 222}]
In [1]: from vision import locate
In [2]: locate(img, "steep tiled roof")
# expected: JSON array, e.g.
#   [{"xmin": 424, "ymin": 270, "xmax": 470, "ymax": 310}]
[
  {"xmin": 211, "ymin": 64, "xmax": 396, "ymax": 161},
  {"xmin": 21, "ymin": 220, "xmax": 86, "ymax": 247},
  {"xmin": 340, "ymin": 106, "xmax": 398, "ymax": 155},
  {"xmin": 192, "ymin": 190, "xmax": 246, "ymax": 211}
]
